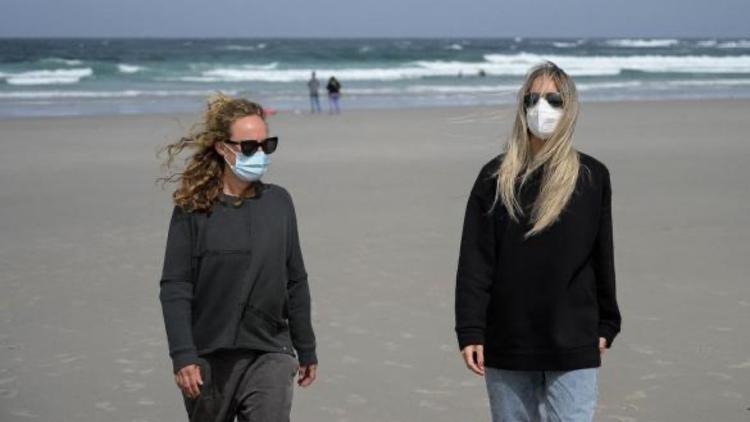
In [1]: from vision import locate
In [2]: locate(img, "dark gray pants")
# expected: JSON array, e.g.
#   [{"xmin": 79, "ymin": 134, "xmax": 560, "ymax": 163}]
[{"xmin": 182, "ymin": 349, "xmax": 299, "ymax": 422}]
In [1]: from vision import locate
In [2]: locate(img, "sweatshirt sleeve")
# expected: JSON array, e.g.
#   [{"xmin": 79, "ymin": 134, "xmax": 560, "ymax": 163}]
[
  {"xmin": 284, "ymin": 193, "xmax": 318, "ymax": 366},
  {"xmin": 158, "ymin": 205, "xmax": 200, "ymax": 374},
  {"xmin": 592, "ymin": 167, "xmax": 622, "ymax": 348},
  {"xmin": 455, "ymin": 163, "xmax": 498, "ymax": 351}
]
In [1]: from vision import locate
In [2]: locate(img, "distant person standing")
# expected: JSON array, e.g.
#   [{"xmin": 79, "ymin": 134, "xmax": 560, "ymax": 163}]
[
  {"xmin": 307, "ymin": 71, "xmax": 321, "ymax": 114},
  {"xmin": 326, "ymin": 76, "xmax": 341, "ymax": 114}
]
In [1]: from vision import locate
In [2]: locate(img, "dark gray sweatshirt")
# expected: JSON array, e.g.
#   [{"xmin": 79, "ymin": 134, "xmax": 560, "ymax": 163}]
[{"xmin": 159, "ymin": 183, "xmax": 317, "ymax": 374}]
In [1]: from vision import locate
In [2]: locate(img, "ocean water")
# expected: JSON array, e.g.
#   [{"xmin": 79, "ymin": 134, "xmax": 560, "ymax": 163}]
[{"xmin": 1, "ymin": 37, "xmax": 750, "ymax": 118}]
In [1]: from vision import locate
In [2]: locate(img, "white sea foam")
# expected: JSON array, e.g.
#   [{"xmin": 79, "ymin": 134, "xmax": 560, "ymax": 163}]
[
  {"xmin": 185, "ymin": 62, "xmax": 278, "ymax": 72},
  {"xmin": 697, "ymin": 40, "xmax": 718, "ymax": 47},
  {"xmin": 605, "ymin": 39, "xmax": 680, "ymax": 48},
  {"xmin": 483, "ymin": 53, "xmax": 750, "ymax": 76},
  {"xmin": 0, "ymin": 89, "xmax": 239, "ymax": 99},
  {"xmin": 717, "ymin": 40, "xmax": 750, "ymax": 49},
  {"xmin": 576, "ymin": 81, "xmax": 644, "ymax": 90},
  {"xmin": 553, "ymin": 42, "xmax": 579, "ymax": 48},
  {"xmin": 1, "ymin": 68, "xmax": 93, "ymax": 85},
  {"xmin": 40, "ymin": 57, "xmax": 84, "ymax": 66},
  {"xmin": 333, "ymin": 81, "xmax": 650, "ymax": 96},
  {"xmin": 345, "ymin": 79, "xmax": 749, "ymax": 96},
  {"xmin": 117, "ymin": 64, "xmax": 143, "ymax": 74},
  {"xmin": 219, "ymin": 43, "xmax": 268, "ymax": 51},
  {"xmin": 666, "ymin": 78, "xmax": 750, "ymax": 87},
  {"xmin": 346, "ymin": 84, "xmax": 518, "ymax": 96},
  {"xmin": 167, "ymin": 53, "xmax": 750, "ymax": 83},
  {"xmin": 176, "ymin": 67, "xmax": 436, "ymax": 83}
]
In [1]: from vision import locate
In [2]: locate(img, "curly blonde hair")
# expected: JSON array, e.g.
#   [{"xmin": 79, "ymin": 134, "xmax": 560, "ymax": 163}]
[{"xmin": 158, "ymin": 93, "xmax": 266, "ymax": 213}]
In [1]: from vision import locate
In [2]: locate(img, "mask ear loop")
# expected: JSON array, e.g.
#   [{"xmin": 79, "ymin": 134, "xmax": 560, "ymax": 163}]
[{"xmin": 222, "ymin": 143, "xmax": 239, "ymax": 170}]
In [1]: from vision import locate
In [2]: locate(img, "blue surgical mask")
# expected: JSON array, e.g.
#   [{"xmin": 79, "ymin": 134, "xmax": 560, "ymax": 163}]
[{"xmin": 224, "ymin": 148, "xmax": 270, "ymax": 182}]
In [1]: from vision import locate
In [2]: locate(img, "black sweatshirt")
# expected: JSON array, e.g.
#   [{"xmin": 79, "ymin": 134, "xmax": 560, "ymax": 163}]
[
  {"xmin": 159, "ymin": 184, "xmax": 317, "ymax": 374},
  {"xmin": 455, "ymin": 152, "xmax": 621, "ymax": 370}
]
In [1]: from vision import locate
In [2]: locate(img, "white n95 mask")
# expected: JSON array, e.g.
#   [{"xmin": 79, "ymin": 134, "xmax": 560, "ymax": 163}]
[{"xmin": 526, "ymin": 98, "xmax": 563, "ymax": 140}]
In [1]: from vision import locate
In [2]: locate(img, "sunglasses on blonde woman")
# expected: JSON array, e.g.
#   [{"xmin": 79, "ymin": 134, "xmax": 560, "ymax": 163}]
[{"xmin": 524, "ymin": 92, "xmax": 564, "ymax": 109}]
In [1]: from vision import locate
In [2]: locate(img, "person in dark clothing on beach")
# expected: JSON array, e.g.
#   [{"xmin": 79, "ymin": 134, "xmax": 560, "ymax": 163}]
[
  {"xmin": 455, "ymin": 61, "xmax": 621, "ymax": 422},
  {"xmin": 158, "ymin": 93, "xmax": 317, "ymax": 422},
  {"xmin": 326, "ymin": 76, "xmax": 341, "ymax": 114}
]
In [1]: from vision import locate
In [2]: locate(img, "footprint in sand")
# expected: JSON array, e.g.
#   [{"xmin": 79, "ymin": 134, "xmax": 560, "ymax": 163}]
[
  {"xmin": 383, "ymin": 360, "xmax": 413, "ymax": 369},
  {"xmin": 624, "ymin": 390, "xmax": 647, "ymax": 401},
  {"xmin": 418, "ymin": 398, "xmax": 448, "ymax": 411},
  {"xmin": 116, "ymin": 380, "xmax": 146, "ymax": 393},
  {"xmin": 607, "ymin": 415, "xmax": 637, "ymax": 422},
  {"xmin": 341, "ymin": 355, "xmax": 360, "ymax": 364},
  {"xmin": 318, "ymin": 405, "xmax": 346, "ymax": 416},
  {"xmin": 10, "ymin": 409, "xmax": 39, "ymax": 418},
  {"xmin": 346, "ymin": 394, "xmax": 368, "ymax": 405},
  {"xmin": 414, "ymin": 388, "xmax": 451, "ymax": 396},
  {"xmin": 94, "ymin": 401, "xmax": 117, "ymax": 412},
  {"xmin": 0, "ymin": 388, "xmax": 19, "ymax": 398},
  {"xmin": 729, "ymin": 358, "xmax": 750, "ymax": 369},
  {"xmin": 439, "ymin": 344, "xmax": 455, "ymax": 352},
  {"xmin": 346, "ymin": 326, "xmax": 368, "ymax": 335},
  {"xmin": 629, "ymin": 344, "xmax": 656, "ymax": 355},
  {"xmin": 383, "ymin": 341, "xmax": 399, "ymax": 352},
  {"xmin": 720, "ymin": 390, "xmax": 743, "ymax": 399},
  {"xmin": 460, "ymin": 380, "xmax": 479, "ymax": 387},
  {"xmin": 138, "ymin": 367, "xmax": 155, "ymax": 375},
  {"xmin": 137, "ymin": 398, "xmax": 155, "ymax": 406}
]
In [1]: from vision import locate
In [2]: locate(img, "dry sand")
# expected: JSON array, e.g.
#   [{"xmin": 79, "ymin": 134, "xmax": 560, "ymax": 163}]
[{"xmin": 0, "ymin": 99, "xmax": 749, "ymax": 421}]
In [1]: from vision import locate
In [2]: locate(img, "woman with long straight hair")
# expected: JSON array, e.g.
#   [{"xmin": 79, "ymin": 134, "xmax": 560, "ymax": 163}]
[
  {"xmin": 158, "ymin": 94, "xmax": 317, "ymax": 421},
  {"xmin": 455, "ymin": 61, "xmax": 622, "ymax": 421}
]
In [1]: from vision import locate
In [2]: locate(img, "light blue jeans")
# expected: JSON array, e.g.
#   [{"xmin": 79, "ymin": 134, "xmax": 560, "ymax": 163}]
[{"xmin": 485, "ymin": 367, "xmax": 598, "ymax": 422}]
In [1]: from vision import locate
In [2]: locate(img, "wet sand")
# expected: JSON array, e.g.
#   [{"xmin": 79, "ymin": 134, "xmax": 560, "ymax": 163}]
[{"xmin": 0, "ymin": 99, "xmax": 749, "ymax": 421}]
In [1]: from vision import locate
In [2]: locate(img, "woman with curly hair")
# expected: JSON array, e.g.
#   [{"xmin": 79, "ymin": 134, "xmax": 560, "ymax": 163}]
[{"xmin": 157, "ymin": 94, "xmax": 317, "ymax": 422}]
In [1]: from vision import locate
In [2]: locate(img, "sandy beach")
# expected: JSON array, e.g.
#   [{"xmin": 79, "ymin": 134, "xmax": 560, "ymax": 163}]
[{"xmin": 0, "ymin": 99, "xmax": 749, "ymax": 421}]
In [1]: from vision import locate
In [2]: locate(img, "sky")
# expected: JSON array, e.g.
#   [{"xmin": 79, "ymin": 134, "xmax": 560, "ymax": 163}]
[{"xmin": 1, "ymin": 0, "xmax": 748, "ymax": 38}]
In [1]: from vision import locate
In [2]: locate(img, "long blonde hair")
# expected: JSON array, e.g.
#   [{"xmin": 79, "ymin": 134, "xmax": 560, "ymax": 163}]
[
  {"xmin": 493, "ymin": 61, "xmax": 587, "ymax": 238},
  {"xmin": 158, "ymin": 93, "xmax": 266, "ymax": 212}
]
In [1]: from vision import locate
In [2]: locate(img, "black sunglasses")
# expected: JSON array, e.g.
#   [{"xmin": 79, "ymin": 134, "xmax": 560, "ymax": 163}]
[
  {"xmin": 224, "ymin": 136, "xmax": 278, "ymax": 156},
  {"xmin": 524, "ymin": 92, "xmax": 564, "ymax": 109}
]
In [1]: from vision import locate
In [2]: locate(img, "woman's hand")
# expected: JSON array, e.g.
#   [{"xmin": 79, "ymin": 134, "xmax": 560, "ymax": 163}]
[
  {"xmin": 174, "ymin": 364, "xmax": 203, "ymax": 399},
  {"xmin": 298, "ymin": 364, "xmax": 317, "ymax": 387},
  {"xmin": 599, "ymin": 337, "xmax": 608, "ymax": 356},
  {"xmin": 461, "ymin": 344, "xmax": 485, "ymax": 376}
]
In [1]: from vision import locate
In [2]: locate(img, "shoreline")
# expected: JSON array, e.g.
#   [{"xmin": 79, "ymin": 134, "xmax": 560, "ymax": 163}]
[{"xmin": 2, "ymin": 96, "xmax": 750, "ymax": 122}]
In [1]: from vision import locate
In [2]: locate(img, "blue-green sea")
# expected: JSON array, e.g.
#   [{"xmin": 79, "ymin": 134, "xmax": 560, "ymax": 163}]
[{"xmin": 2, "ymin": 37, "xmax": 750, "ymax": 117}]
